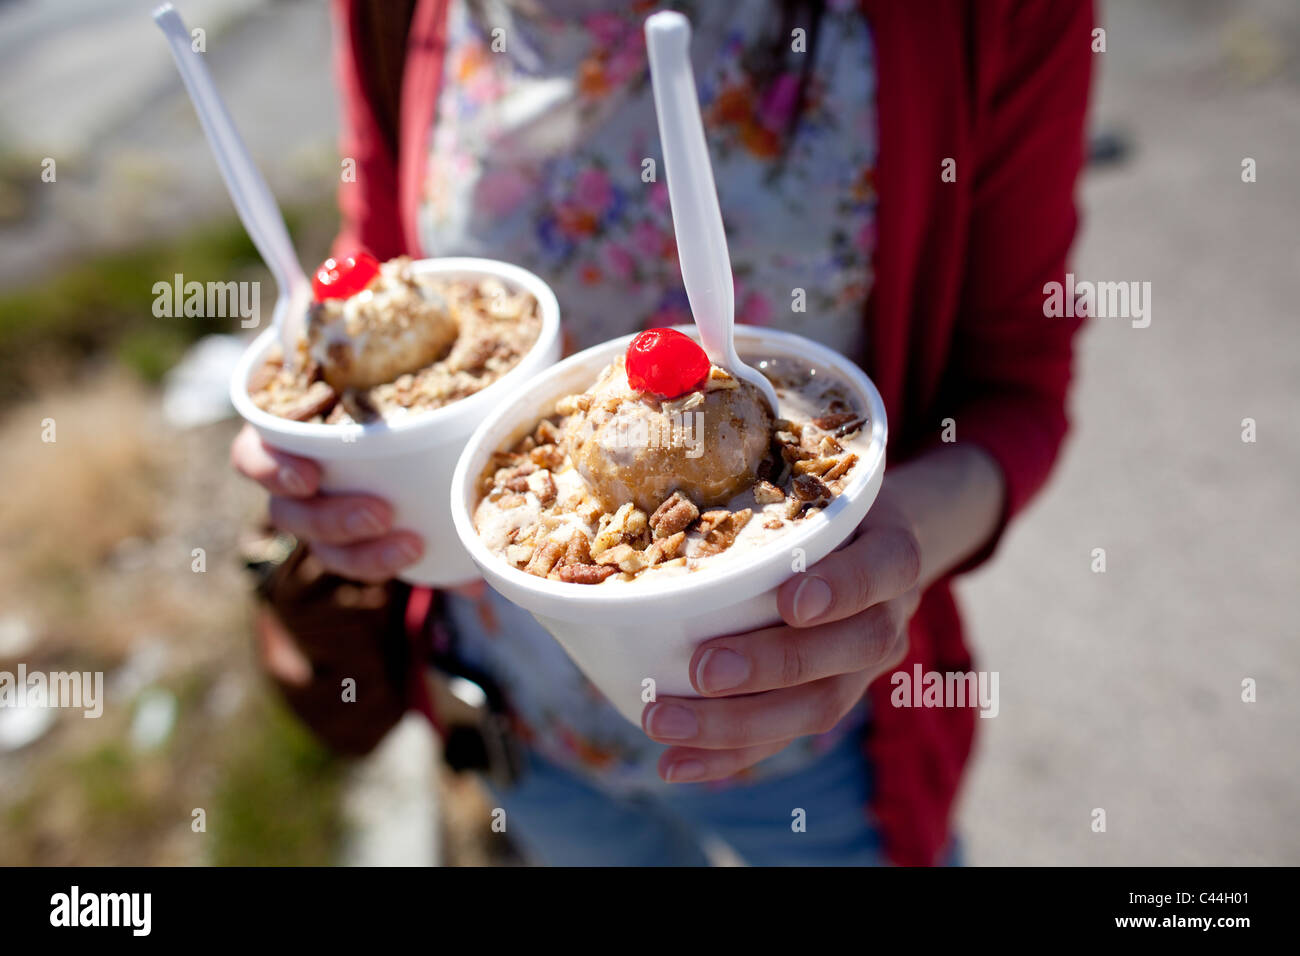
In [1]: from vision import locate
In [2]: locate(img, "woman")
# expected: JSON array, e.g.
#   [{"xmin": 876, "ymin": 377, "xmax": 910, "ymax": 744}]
[{"xmin": 232, "ymin": 0, "xmax": 1092, "ymax": 865}]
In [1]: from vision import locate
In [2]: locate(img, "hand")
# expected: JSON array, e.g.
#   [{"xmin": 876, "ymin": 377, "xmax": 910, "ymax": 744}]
[
  {"xmin": 642, "ymin": 486, "xmax": 922, "ymax": 783},
  {"xmin": 230, "ymin": 424, "xmax": 424, "ymax": 582}
]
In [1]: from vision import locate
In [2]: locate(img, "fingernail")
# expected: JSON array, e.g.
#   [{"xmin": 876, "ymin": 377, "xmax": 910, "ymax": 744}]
[
  {"xmin": 383, "ymin": 540, "xmax": 421, "ymax": 567},
  {"xmin": 345, "ymin": 507, "xmax": 385, "ymax": 536},
  {"xmin": 646, "ymin": 703, "xmax": 698, "ymax": 740},
  {"xmin": 793, "ymin": 576, "xmax": 833, "ymax": 624},
  {"xmin": 665, "ymin": 759, "xmax": 705, "ymax": 783},
  {"xmin": 696, "ymin": 648, "xmax": 749, "ymax": 692},
  {"xmin": 279, "ymin": 467, "xmax": 309, "ymax": 497}
]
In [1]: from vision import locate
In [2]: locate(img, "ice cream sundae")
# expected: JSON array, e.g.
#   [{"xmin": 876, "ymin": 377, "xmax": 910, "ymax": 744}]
[
  {"xmin": 249, "ymin": 253, "xmax": 542, "ymax": 424},
  {"xmin": 473, "ymin": 328, "xmax": 870, "ymax": 585}
]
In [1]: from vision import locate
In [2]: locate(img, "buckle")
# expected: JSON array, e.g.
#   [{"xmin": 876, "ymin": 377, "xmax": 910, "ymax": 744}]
[{"xmin": 423, "ymin": 670, "xmax": 524, "ymax": 788}]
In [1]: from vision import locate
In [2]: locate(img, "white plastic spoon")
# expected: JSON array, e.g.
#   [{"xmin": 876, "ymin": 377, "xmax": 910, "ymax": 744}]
[
  {"xmin": 645, "ymin": 10, "xmax": 780, "ymax": 414},
  {"xmin": 152, "ymin": 2, "xmax": 310, "ymax": 361}
]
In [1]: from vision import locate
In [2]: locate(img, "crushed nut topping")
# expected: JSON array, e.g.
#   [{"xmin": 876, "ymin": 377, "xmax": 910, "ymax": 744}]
[
  {"xmin": 649, "ymin": 491, "xmax": 700, "ymax": 539},
  {"xmin": 696, "ymin": 508, "xmax": 753, "ymax": 557},
  {"xmin": 557, "ymin": 563, "xmax": 619, "ymax": 584},
  {"xmin": 527, "ymin": 470, "xmax": 558, "ymax": 506},
  {"xmin": 792, "ymin": 473, "xmax": 832, "ymax": 502},
  {"xmin": 525, "ymin": 539, "xmax": 565, "ymax": 577},
  {"xmin": 473, "ymin": 360, "xmax": 870, "ymax": 584}
]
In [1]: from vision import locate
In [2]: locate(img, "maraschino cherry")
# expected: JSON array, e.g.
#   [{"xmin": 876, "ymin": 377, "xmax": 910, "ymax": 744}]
[
  {"xmin": 625, "ymin": 328, "xmax": 711, "ymax": 399},
  {"xmin": 312, "ymin": 251, "xmax": 380, "ymax": 301}
]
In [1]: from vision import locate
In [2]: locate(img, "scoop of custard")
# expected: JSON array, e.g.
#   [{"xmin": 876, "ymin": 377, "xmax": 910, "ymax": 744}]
[
  {"xmin": 561, "ymin": 357, "xmax": 773, "ymax": 513},
  {"xmin": 307, "ymin": 257, "xmax": 458, "ymax": 391}
]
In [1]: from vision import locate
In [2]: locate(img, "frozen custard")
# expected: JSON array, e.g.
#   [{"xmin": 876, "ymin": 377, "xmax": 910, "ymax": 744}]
[
  {"xmin": 473, "ymin": 328, "xmax": 870, "ymax": 585},
  {"xmin": 248, "ymin": 253, "xmax": 542, "ymax": 425}
]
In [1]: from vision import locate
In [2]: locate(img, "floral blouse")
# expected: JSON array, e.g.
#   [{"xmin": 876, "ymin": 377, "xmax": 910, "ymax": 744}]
[{"xmin": 422, "ymin": 0, "xmax": 878, "ymax": 791}]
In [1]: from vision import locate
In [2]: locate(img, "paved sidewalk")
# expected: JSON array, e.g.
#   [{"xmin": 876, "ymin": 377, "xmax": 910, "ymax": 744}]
[
  {"xmin": 955, "ymin": 0, "xmax": 1300, "ymax": 865},
  {"xmin": 0, "ymin": 0, "xmax": 339, "ymax": 286}
]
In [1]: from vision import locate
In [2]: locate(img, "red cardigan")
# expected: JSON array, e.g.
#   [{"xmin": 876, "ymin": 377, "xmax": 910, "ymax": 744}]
[{"xmin": 329, "ymin": 0, "xmax": 1093, "ymax": 865}]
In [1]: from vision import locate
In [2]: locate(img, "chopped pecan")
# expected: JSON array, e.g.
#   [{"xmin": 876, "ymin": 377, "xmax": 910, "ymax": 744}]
[
  {"xmin": 280, "ymin": 381, "xmax": 337, "ymax": 421},
  {"xmin": 505, "ymin": 543, "xmax": 534, "ymax": 566},
  {"xmin": 498, "ymin": 461, "xmax": 537, "ymax": 492},
  {"xmin": 592, "ymin": 502, "xmax": 648, "ymax": 554},
  {"xmin": 454, "ymin": 335, "xmax": 496, "ymax": 372},
  {"xmin": 646, "ymin": 530, "xmax": 686, "ymax": 564},
  {"xmin": 779, "ymin": 440, "xmax": 816, "ymax": 463},
  {"xmin": 555, "ymin": 392, "xmax": 592, "ymax": 416},
  {"xmin": 792, "ymin": 473, "xmax": 831, "ymax": 502},
  {"xmin": 247, "ymin": 361, "xmax": 278, "ymax": 394},
  {"xmin": 753, "ymin": 480, "xmax": 786, "ymax": 505},
  {"xmin": 490, "ymin": 451, "xmax": 525, "ymax": 470},
  {"xmin": 812, "ymin": 411, "xmax": 858, "ymax": 431},
  {"xmin": 527, "ymin": 470, "xmax": 557, "ymax": 505},
  {"xmin": 763, "ymin": 517, "xmax": 785, "ymax": 530},
  {"xmin": 557, "ymin": 563, "xmax": 619, "ymax": 585},
  {"xmin": 793, "ymin": 457, "xmax": 837, "ymax": 477},
  {"xmin": 821, "ymin": 453, "xmax": 858, "ymax": 482},
  {"xmin": 595, "ymin": 543, "xmax": 649, "ymax": 574},
  {"xmin": 649, "ymin": 491, "xmax": 699, "ymax": 539},
  {"xmin": 564, "ymin": 531, "xmax": 592, "ymax": 566},
  {"xmin": 576, "ymin": 498, "xmax": 605, "ymax": 524},
  {"xmin": 524, "ymin": 539, "xmax": 565, "ymax": 577},
  {"xmin": 696, "ymin": 509, "xmax": 731, "ymax": 535},
  {"xmin": 495, "ymin": 458, "xmax": 536, "ymax": 479},
  {"xmin": 696, "ymin": 508, "xmax": 753, "ymax": 556},
  {"xmin": 539, "ymin": 512, "xmax": 569, "ymax": 532},
  {"xmin": 534, "ymin": 418, "xmax": 560, "ymax": 445},
  {"xmin": 817, "ymin": 435, "xmax": 844, "ymax": 457},
  {"xmin": 624, "ymin": 506, "xmax": 649, "ymax": 538},
  {"xmin": 529, "ymin": 443, "xmax": 565, "ymax": 470},
  {"xmin": 703, "ymin": 367, "xmax": 739, "ymax": 390}
]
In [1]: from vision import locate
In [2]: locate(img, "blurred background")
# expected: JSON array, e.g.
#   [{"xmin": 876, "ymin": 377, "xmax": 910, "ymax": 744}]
[{"xmin": 0, "ymin": 0, "xmax": 1295, "ymax": 865}]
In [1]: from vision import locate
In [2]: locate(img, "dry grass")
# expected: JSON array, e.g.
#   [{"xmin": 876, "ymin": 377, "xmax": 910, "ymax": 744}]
[
  {"xmin": 0, "ymin": 370, "xmax": 347, "ymax": 865},
  {"xmin": 0, "ymin": 373, "xmax": 162, "ymax": 636},
  {"xmin": 0, "ymin": 368, "xmax": 503, "ymax": 866}
]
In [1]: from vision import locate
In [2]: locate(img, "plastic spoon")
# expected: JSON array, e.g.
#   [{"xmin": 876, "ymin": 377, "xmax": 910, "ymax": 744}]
[
  {"xmin": 645, "ymin": 11, "xmax": 780, "ymax": 414},
  {"xmin": 152, "ymin": 3, "xmax": 310, "ymax": 361}
]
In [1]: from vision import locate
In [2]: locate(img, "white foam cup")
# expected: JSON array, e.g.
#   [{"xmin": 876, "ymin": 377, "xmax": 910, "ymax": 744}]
[
  {"xmin": 231, "ymin": 257, "xmax": 562, "ymax": 587},
  {"xmin": 450, "ymin": 325, "xmax": 887, "ymax": 724}
]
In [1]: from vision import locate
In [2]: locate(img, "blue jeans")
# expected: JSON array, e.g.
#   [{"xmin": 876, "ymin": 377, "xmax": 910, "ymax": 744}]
[{"xmin": 482, "ymin": 728, "xmax": 893, "ymax": 866}]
